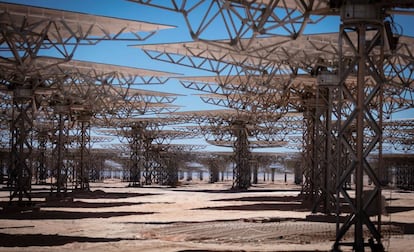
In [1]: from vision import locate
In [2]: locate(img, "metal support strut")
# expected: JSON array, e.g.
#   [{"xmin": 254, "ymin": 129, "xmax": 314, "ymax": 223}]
[
  {"xmin": 333, "ymin": 3, "xmax": 387, "ymax": 251},
  {"xmin": 9, "ymin": 87, "xmax": 34, "ymax": 205},
  {"xmin": 76, "ymin": 114, "xmax": 91, "ymax": 190},
  {"xmin": 232, "ymin": 120, "xmax": 251, "ymax": 190},
  {"xmin": 129, "ymin": 124, "xmax": 143, "ymax": 187}
]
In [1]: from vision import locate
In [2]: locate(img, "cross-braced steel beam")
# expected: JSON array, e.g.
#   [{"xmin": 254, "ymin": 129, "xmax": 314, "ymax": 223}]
[
  {"xmin": 8, "ymin": 86, "xmax": 34, "ymax": 205},
  {"xmin": 333, "ymin": 4, "xmax": 388, "ymax": 251},
  {"xmin": 49, "ymin": 101, "xmax": 71, "ymax": 196},
  {"xmin": 128, "ymin": 123, "xmax": 144, "ymax": 187},
  {"xmin": 34, "ymin": 127, "xmax": 48, "ymax": 185},
  {"xmin": 231, "ymin": 119, "xmax": 251, "ymax": 190},
  {"xmin": 74, "ymin": 112, "xmax": 92, "ymax": 190}
]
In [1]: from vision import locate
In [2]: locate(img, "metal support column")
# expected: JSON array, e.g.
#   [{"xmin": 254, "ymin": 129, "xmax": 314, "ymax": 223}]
[
  {"xmin": 312, "ymin": 73, "xmax": 340, "ymax": 214},
  {"xmin": 76, "ymin": 113, "xmax": 91, "ymax": 190},
  {"xmin": 301, "ymin": 98, "xmax": 317, "ymax": 203},
  {"xmin": 208, "ymin": 158, "xmax": 220, "ymax": 183},
  {"xmin": 51, "ymin": 104, "xmax": 70, "ymax": 196},
  {"xmin": 333, "ymin": 3, "xmax": 386, "ymax": 251},
  {"xmin": 129, "ymin": 124, "xmax": 143, "ymax": 187},
  {"xmin": 142, "ymin": 137, "xmax": 154, "ymax": 185},
  {"xmin": 232, "ymin": 120, "xmax": 251, "ymax": 190},
  {"xmin": 36, "ymin": 128, "xmax": 48, "ymax": 184},
  {"xmin": 163, "ymin": 156, "xmax": 179, "ymax": 187},
  {"xmin": 252, "ymin": 159, "xmax": 258, "ymax": 185},
  {"xmin": 153, "ymin": 150, "xmax": 163, "ymax": 184},
  {"xmin": 8, "ymin": 87, "xmax": 34, "ymax": 205}
]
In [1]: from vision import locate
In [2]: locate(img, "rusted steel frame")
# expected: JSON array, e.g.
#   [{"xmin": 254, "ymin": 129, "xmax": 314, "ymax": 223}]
[
  {"xmin": 231, "ymin": 120, "xmax": 251, "ymax": 190},
  {"xmin": 333, "ymin": 20, "xmax": 385, "ymax": 252}
]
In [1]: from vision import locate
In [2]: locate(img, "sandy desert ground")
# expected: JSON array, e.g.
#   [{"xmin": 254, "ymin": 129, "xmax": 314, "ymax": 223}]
[{"xmin": 0, "ymin": 178, "xmax": 413, "ymax": 252}]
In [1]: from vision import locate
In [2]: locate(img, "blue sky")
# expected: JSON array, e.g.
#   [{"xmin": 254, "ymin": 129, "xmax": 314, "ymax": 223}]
[{"xmin": 2, "ymin": 0, "xmax": 413, "ymax": 153}]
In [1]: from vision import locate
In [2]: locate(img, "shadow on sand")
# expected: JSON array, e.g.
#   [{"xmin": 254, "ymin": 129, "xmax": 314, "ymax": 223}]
[
  {"xmin": 0, "ymin": 209, "xmax": 154, "ymax": 220},
  {"xmin": 196, "ymin": 202, "xmax": 310, "ymax": 212},
  {"xmin": 0, "ymin": 200, "xmax": 147, "ymax": 209},
  {"xmin": 212, "ymin": 195, "xmax": 302, "ymax": 202},
  {"xmin": 172, "ymin": 187, "xmax": 301, "ymax": 194},
  {"xmin": 204, "ymin": 195, "xmax": 309, "ymax": 212},
  {"xmin": 0, "ymin": 232, "xmax": 135, "ymax": 247},
  {"xmin": 24, "ymin": 190, "xmax": 157, "ymax": 199}
]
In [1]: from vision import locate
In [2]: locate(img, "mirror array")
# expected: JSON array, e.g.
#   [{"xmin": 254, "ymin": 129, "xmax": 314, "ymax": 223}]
[{"xmin": 1, "ymin": 1, "xmax": 414, "ymax": 251}]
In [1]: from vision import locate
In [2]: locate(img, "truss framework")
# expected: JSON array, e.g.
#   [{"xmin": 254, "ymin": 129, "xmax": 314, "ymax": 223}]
[
  {"xmin": 129, "ymin": 0, "xmax": 326, "ymax": 50},
  {"xmin": 131, "ymin": 1, "xmax": 414, "ymax": 251},
  {"xmin": 1, "ymin": 1, "xmax": 413, "ymax": 250},
  {"xmin": 169, "ymin": 109, "xmax": 301, "ymax": 189},
  {"xmin": 333, "ymin": 6, "xmax": 388, "ymax": 250},
  {"xmin": 1, "ymin": 1, "xmax": 175, "ymax": 203},
  {"xmin": 383, "ymin": 118, "xmax": 414, "ymax": 152},
  {"xmin": 104, "ymin": 118, "xmax": 199, "ymax": 187},
  {"xmin": 2, "ymin": 59, "xmax": 178, "ymax": 203}
]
